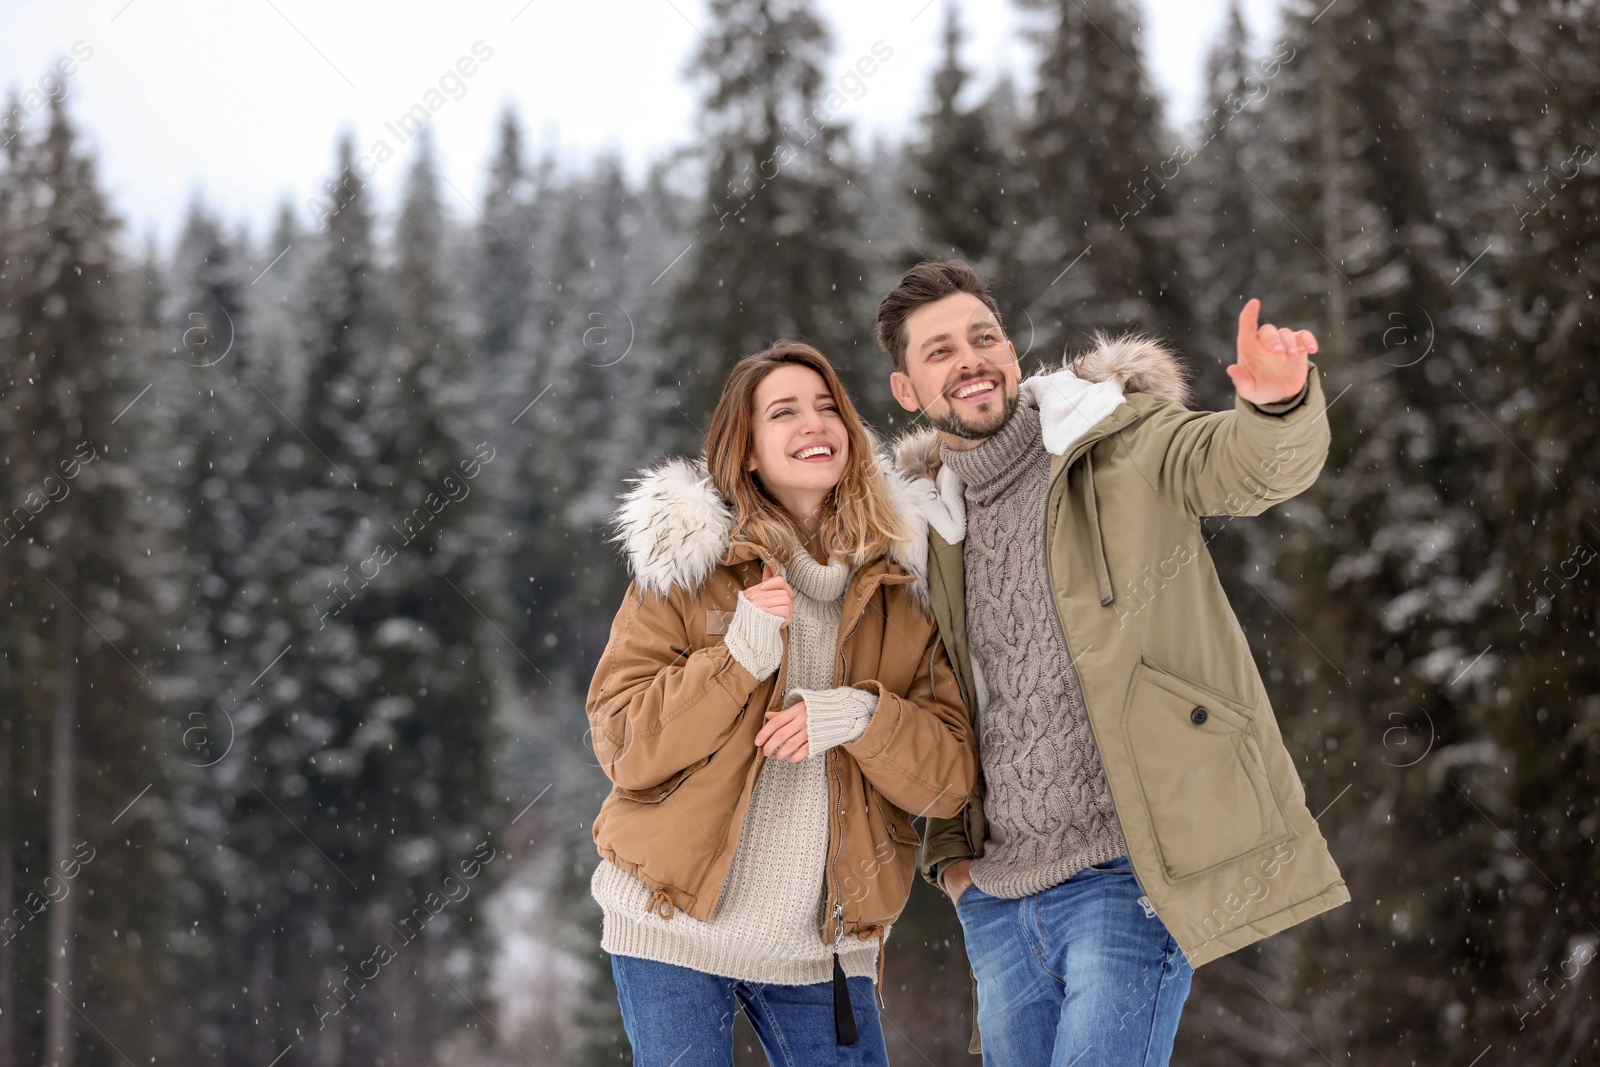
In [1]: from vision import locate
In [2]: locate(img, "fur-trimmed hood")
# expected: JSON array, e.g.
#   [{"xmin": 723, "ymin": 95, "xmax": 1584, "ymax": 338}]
[
  {"xmin": 893, "ymin": 333, "xmax": 1190, "ymax": 482},
  {"xmin": 891, "ymin": 333, "xmax": 1191, "ymax": 546},
  {"xmin": 608, "ymin": 455, "xmax": 932, "ymax": 609}
]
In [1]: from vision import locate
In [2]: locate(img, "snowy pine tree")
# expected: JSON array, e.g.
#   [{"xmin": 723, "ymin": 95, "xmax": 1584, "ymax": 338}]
[
  {"xmin": 906, "ymin": 5, "xmax": 1015, "ymax": 266},
  {"xmin": 0, "ymin": 96, "xmax": 170, "ymax": 1066},
  {"xmin": 1174, "ymin": 0, "xmax": 1272, "ymax": 385},
  {"xmin": 1011, "ymin": 0, "xmax": 1192, "ymax": 354},
  {"xmin": 661, "ymin": 0, "xmax": 879, "ymax": 416}
]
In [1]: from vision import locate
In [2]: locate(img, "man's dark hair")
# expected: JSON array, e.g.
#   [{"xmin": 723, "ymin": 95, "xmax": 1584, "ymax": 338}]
[{"xmin": 874, "ymin": 259, "xmax": 1002, "ymax": 374}]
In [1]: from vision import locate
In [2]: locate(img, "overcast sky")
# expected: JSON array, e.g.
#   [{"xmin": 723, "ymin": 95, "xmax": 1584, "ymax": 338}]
[{"xmin": 3, "ymin": 0, "xmax": 1282, "ymax": 253}]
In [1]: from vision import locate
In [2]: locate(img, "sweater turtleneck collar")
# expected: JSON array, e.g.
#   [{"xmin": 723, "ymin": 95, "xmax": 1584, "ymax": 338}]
[
  {"xmin": 783, "ymin": 548, "xmax": 852, "ymax": 602},
  {"xmin": 939, "ymin": 391, "xmax": 1046, "ymax": 504}
]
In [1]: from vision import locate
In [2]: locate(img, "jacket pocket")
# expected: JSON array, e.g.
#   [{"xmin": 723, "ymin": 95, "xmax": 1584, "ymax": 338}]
[
  {"xmin": 611, "ymin": 755, "xmax": 711, "ymax": 805},
  {"xmin": 1122, "ymin": 661, "xmax": 1288, "ymax": 880},
  {"xmin": 873, "ymin": 790, "xmax": 922, "ymax": 845}
]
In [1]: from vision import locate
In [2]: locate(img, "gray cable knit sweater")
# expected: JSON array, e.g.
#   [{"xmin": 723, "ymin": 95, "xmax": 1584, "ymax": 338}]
[
  {"xmin": 940, "ymin": 393, "xmax": 1128, "ymax": 899},
  {"xmin": 591, "ymin": 551, "xmax": 883, "ymax": 984}
]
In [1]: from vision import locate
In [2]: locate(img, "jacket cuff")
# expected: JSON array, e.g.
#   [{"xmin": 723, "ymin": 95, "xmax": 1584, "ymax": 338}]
[
  {"xmin": 794, "ymin": 686, "xmax": 877, "ymax": 755},
  {"xmin": 1246, "ymin": 377, "xmax": 1311, "ymax": 417},
  {"xmin": 924, "ymin": 854, "xmax": 968, "ymax": 891},
  {"xmin": 724, "ymin": 593, "xmax": 784, "ymax": 681}
]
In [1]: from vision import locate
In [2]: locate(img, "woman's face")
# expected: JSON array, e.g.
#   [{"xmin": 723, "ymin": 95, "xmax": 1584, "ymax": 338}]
[{"xmin": 746, "ymin": 364, "xmax": 849, "ymax": 512}]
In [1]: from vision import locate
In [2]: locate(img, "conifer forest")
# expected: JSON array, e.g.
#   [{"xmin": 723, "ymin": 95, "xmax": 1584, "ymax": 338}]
[{"xmin": 1, "ymin": 0, "xmax": 1596, "ymax": 1064}]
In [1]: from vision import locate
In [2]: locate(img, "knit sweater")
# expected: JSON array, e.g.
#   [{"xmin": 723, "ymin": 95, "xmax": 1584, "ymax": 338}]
[
  {"xmin": 591, "ymin": 550, "xmax": 883, "ymax": 984},
  {"xmin": 940, "ymin": 393, "xmax": 1128, "ymax": 899}
]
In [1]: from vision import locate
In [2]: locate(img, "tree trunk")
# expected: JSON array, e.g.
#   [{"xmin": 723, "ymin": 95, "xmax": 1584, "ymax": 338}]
[
  {"xmin": 247, "ymin": 935, "xmax": 275, "ymax": 1067},
  {"xmin": 0, "ymin": 653, "xmax": 14, "ymax": 1067},
  {"xmin": 45, "ymin": 599, "xmax": 77, "ymax": 1067},
  {"xmin": 1316, "ymin": 8, "xmax": 1347, "ymax": 358}
]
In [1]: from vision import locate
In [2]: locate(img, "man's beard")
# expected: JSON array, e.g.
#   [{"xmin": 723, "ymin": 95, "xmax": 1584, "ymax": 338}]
[{"xmin": 924, "ymin": 382, "xmax": 1020, "ymax": 441}]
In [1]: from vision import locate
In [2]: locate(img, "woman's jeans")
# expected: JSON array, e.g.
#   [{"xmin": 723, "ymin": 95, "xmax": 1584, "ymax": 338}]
[
  {"xmin": 611, "ymin": 954, "xmax": 890, "ymax": 1067},
  {"xmin": 955, "ymin": 857, "xmax": 1194, "ymax": 1067}
]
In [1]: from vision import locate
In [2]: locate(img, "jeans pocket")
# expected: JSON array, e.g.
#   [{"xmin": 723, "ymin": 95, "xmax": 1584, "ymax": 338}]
[{"xmin": 1085, "ymin": 855, "xmax": 1133, "ymax": 874}]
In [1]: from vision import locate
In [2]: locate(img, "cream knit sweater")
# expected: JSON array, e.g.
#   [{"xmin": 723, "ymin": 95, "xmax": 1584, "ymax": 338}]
[{"xmin": 591, "ymin": 551, "xmax": 883, "ymax": 984}]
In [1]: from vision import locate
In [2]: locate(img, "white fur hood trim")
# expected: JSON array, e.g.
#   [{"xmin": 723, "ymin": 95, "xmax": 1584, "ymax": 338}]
[
  {"xmin": 891, "ymin": 333, "xmax": 1190, "ymax": 544},
  {"xmin": 609, "ymin": 457, "xmax": 735, "ymax": 600},
  {"xmin": 609, "ymin": 455, "xmax": 931, "ymax": 610}
]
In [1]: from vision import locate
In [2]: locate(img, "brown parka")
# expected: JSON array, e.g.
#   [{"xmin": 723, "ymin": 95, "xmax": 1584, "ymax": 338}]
[{"xmin": 586, "ymin": 457, "xmax": 977, "ymax": 964}]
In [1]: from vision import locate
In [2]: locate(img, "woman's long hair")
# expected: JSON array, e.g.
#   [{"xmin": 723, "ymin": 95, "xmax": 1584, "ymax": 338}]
[{"xmin": 703, "ymin": 341, "xmax": 907, "ymax": 566}]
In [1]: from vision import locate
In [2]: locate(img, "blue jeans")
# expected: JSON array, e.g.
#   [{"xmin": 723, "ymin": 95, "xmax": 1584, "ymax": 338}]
[
  {"xmin": 611, "ymin": 954, "xmax": 890, "ymax": 1067},
  {"xmin": 955, "ymin": 857, "xmax": 1193, "ymax": 1067}
]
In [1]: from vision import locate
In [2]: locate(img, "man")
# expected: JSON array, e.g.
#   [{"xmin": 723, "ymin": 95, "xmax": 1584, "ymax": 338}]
[{"xmin": 876, "ymin": 260, "xmax": 1348, "ymax": 1064}]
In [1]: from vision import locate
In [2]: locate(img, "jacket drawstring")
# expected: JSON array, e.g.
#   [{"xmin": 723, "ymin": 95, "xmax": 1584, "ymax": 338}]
[
  {"xmin": 831, "ymin": 923, "xmax": 889, "ymax": 1041},
  {"xmin": 1082, "ymin": 452, "xmax": 1115, "ymax": 606},
  {"xmin": 857, "ymin": 924, "xmax": 888, "ymax": 996},
  {"xmin": 647, "ymin": 888, "xmax": 675, "ymax": 920}
]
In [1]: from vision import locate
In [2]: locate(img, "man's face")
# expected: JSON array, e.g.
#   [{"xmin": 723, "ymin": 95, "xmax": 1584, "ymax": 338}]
[{"xmin": 890, "ymin": 292, "xmax": 1021, "ymax": 446}]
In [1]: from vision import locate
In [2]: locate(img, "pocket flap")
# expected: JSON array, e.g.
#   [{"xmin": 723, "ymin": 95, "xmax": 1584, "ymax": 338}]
[
  {"xmin": 1123, "ymin": 662, "xmax": 1288, "ymax": 880},
  {"xmin": 612, "ymin": 755, "xmax": 711, "ymax": 804}
]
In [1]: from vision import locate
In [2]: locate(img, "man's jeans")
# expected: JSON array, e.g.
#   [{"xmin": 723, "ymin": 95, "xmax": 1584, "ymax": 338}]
[
  {"xmin": 955, "ymin": 857, "xmax": 1194, "ymax": 1067},
  {"xmin": 611, "ymin": 954, "xmax": 890, "ymax": 1067}
]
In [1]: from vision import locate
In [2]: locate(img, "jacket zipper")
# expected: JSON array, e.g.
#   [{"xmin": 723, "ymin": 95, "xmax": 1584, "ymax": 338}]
[
  {"xmin": 829, "ymin": 577, "xmax": 871, "ymax": 934},
  {"xmin": 830, "ymin": 750, "xmax": 846, "ymax": 940},
  {"xmin": 829, "ymin": 573, "xmax": 882, "ymax": 1005},
  {"xmin": 834, "ymin": 570, "xmax": 886, "ymax": 683}
]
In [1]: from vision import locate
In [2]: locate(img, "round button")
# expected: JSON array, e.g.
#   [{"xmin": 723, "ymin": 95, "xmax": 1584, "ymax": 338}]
[{"xmin": 1190, "ymin": 706, "xmax": 1209, "ymax": 726}]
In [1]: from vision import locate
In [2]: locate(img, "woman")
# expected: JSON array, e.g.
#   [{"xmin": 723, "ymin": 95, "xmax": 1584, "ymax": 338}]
[{"xmin": 586, "ymin": 341, "xmax": 977, "ymax": 1065}]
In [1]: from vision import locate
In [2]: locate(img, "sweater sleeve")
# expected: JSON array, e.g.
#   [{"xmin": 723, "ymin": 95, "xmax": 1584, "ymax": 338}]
[
  {"xmin": 793, "ymin": 686, "xmax": 878, "ymax": 755},
  {"xmin": 723, "ymin": 591, "xmax": 785, "ymax": 681}
]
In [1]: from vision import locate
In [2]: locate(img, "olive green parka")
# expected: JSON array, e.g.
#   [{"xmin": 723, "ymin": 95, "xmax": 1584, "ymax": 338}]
[{"xmin": 898, "ymin": 336, "xmax": 1349, "ymax": 995}]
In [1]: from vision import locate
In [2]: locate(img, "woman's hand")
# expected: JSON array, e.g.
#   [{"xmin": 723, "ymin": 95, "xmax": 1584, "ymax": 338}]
[
  {"xmin": 754, "ymin": 701, "xmax": 810, "ymax": 762},
  {"xmin": 743, "ymin": 563, "xmax": 793, "ymax": 629}
]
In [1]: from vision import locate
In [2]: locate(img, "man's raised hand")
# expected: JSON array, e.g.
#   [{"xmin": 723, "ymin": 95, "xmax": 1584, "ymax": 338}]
[{"xmin": 1229, "ymin": 298, "xmax": 1317, "ymax": 407}]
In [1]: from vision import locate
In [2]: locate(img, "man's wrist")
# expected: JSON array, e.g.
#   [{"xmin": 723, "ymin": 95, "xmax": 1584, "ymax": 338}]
[
  {"xmin": 1247, "ymin": 376, "xmax": 1311, "ymax": 416},
  {"xmin": 939, "ymin": 858, "xmax": 972, "ymax": 895}
]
